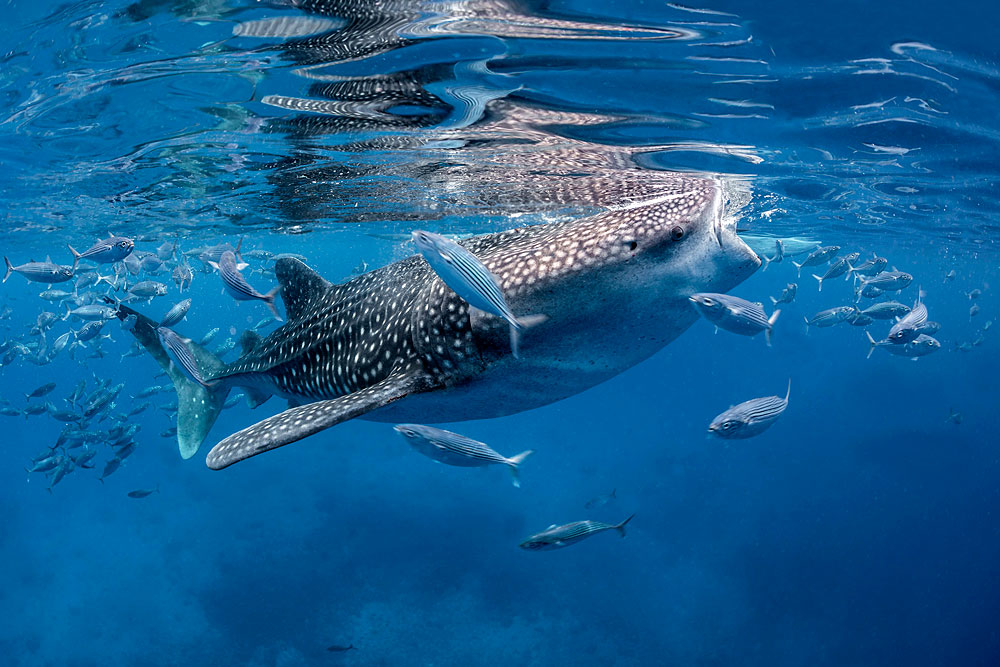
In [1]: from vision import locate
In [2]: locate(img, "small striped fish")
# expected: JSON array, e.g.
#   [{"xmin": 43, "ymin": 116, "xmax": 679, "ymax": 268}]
[
  {"xmin": 804, "ymin": 306, "xmax": 856, "ymax": 329},
  {"xmin": 520, "ymin": 515, "xmax": 635, "ymax": 551},
  {"xmin": 887, "ymin": 290, "xmax": 928, "ymax": 343},
  {"xmin": 708, "ymin": 380, "xmax": 790, "ymax": 439},
  {"xmin": 3, "ymin": 257, "xmax": 74, "ymax": 284},
  {"xmin": 811, "ymin": 252, "xmax": 859, "ymax": 291},
  {"xmin": 689, "ymin": 292, "xmax": 780, "ymax": 345},
  {"xmin": 209, "ymin": 250, "xmax": 281, "ymax": 320},
  {"xmin": 160, "ymin": 298, "xmax": 192, "ymax": 327},
  {"xmin": 157, "ymin": 326, "xmax": 212, "ymax": 388},
  {"xmin": 865, "ymin": 332, "xmax": 940, "ymax": 359},
  {"xmin": 68, "ymin": 236, "xmax": 133, "ymax": 270},
  {"xmin": 412, "ymin": 230, "xmax": 546, "ymax": 358},
  {"xmin": 791, "ymin": 245, "xmax": 840, "ymax": 277},
  {"xmin": 394, "ymin": 423, "xmax": 533, "ymax": 487}
]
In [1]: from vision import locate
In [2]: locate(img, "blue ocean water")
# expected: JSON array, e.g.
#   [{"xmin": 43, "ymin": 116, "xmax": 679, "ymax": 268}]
[{"xmin": 1, "ymin": 1, "xmax": 998, "ymax": 665}]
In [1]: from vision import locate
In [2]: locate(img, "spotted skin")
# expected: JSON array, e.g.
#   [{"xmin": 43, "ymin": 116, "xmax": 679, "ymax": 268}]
[{"xmin": 194, "ymin": 176, "xmax": 759, "ymax": 470}]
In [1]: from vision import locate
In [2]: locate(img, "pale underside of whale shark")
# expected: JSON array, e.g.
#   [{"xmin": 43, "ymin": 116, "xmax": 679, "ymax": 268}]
[{"xmin": 115, "ymin": 175, "xmax": 759, "ymax": 470}]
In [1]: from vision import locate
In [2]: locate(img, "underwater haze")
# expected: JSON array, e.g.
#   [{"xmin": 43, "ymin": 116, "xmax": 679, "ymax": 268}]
[{"xmin": 1, "ymin": 0, "xmax": 999, "ymax": 665}]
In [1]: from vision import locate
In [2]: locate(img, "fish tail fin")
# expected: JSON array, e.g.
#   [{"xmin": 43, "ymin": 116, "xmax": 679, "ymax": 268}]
[
  {"xmin": 62, "ymin": 303, "xmax": 71, "ymax": 321},
  {"xmin": 765, "ymin": 309, "xmax": 781, "ymax": 346},
  {"xmin": 785, "ymin": 378, "xmax": 792, "ymax": 402},
  {"xmin": 111, "ymin": 301, "xmax": 231, "ymax": 459},
  {"xmin": 844, "ymin": 262, "xmax": 854, "ymax": 280},
  {"xmin": 263, "ymin": 286, "xmax": 282, "ymax": 321},
  {"xmin": 68, "ymin": 245, "xmax": 81, "ymax": 271},
  {"xmin": 769, "ymin": 296, "xmax": 778, "ymax": 306},
  {"xmin": 510, "ymin": 314, "xmax": 548, "ymax": 359},
  {"xmin": 760, "ymin": 254, "xmax": 771, "ymax": 272},
  {"xmin": 792, "ymin": 260, "xmax": 803, "ymax": 277},
  {"xmin": 865, "ymin": 331, "xmax": 876, "ymax": 359},
  {"xmin": 505, "ymin": 450, "xmax": 534, "ymax": 488},
  {"xmin": 3, "ymin": 257, "xmax": 13, "ymax": 283},
  {"xmin": 811, "ymin": 274, "xmax": 823, "ymax": 291},
  {"xmin": 615, "ymin": 513, "xmax": 636, "ymax": 537}
]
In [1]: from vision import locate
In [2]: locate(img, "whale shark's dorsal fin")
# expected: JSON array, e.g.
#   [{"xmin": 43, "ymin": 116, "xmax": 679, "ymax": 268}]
[
  {"xmin": 275, "ymin": 258, "xmax": 333, "ymax": 321},
  {"xmin": 205, "ymin": 371, "xmax": 431, "ymax": 470}
]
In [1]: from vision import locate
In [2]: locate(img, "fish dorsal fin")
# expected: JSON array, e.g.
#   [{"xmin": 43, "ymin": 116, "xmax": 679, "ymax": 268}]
[
  {"xmin": 240, "ymin": 330, "xmax": 261, "ymax": 355},
  {"xmin": 275, "ymin": 258, "xmax": 333, "ymax": 321}
]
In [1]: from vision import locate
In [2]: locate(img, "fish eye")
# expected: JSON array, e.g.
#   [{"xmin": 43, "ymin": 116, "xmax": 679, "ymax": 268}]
[
  {"xmin": 723, "ymin": 421, "xmax": 735, "ymax": 430},
  {"xmin": 703, "ymin": 298, "xmax": 714, "ymax": 306},
  {"xmin": 670, "ymin": 226, "xmax": 685, "ymax": 241}
]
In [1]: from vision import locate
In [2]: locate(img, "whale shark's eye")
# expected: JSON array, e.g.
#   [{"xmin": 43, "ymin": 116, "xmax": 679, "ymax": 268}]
[{"xmin": 671, "ymin": 226, "xmax": 685, "ymax": 241}]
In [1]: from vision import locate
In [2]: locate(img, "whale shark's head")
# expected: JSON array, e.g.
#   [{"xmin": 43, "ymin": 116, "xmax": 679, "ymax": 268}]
[{"xmin": 576, "ymin": 178, "xmax": 761, "ymax": 300}]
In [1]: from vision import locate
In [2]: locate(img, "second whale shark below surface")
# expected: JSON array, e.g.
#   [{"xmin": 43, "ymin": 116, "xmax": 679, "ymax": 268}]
[{"xmin": 116, "ymin": 175, "xmax": 760, "ymax": 470}]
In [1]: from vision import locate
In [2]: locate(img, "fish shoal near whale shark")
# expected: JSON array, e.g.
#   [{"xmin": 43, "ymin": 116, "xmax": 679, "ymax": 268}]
[{"xmin": 113, "ymin": 175, "xmax": 760, "ymax": 470}]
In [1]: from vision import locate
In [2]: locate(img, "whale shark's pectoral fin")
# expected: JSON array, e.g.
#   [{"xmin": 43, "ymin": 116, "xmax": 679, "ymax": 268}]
[{"xmin": 205, "ymin": 371, "xmax": 430, "ymax": 470}]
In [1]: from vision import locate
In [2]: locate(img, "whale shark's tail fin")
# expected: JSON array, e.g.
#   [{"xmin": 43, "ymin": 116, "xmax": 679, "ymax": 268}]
[{"xmin": 108, "ymin": 300, "xmax": 231, "ymax": 459}]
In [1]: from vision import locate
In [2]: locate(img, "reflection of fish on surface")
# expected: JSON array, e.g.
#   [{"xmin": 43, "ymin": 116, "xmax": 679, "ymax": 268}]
[{"xmin": 113, "ymin": 176, "xmax": 760, "ymax": 468}]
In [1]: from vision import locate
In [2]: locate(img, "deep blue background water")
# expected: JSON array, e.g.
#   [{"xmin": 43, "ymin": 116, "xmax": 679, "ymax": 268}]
[{"xmin": 1, "ymin": 1, "xmax": 998, "ymax": 665}]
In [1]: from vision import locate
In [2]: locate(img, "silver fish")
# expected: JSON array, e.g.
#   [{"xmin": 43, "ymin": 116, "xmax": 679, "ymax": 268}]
[
  {"xmin": 520, "ymin": 515, "xmax": 635, "ymax": 551},
  {"xmin": 38, "ymin": 289, "xmax": 76, "ymax": 302},
  {"xmin": 25, "ymin": 382, "xmax": 56, "ymax": 400},
  {"xmin": 394, "ymin": 423, "xmax": 533, "ymax": 487},
  {"xmin": 160, "ymin": 299, "xmax": 192, "ymax": 327},
  {"xmin": 858, "ymin": 270, "xmax": 912, "ymax": 293},
  {"xmin": 970, "ymin": 304, "xmax": 980, "ymax": 319},
  {"xmin": 75, "ymin": 321, "xmax": 106, "ymax": 342},
  {"xmin": 847, "ymin": 256, "xmax": 888, "ymax": 279},
  {"xmin": 770, "ymin": 283, "xmax": 797, "ymax": 306},
  {"xmin": 157, "ymin": 326, "xmax": 213, "ymax": 388},
  {"xmin": 708, "ymin": 380, "xmax": 790, "ymax": 439},
  {"xmin": 127, "ymin": 280, "xmax": 168, "ymax": 299},
  {"xmin": 860, "ymin": 301, "xmax": 911, "ymax": 320},
  {"xmin": 3, "ymin": 257, "xmax": 74, "ymax": 284},
  {"xmin": 127, "ymin": 486, "xmax": 159, "ymax": 498},
  {"xmin": 68, "ymin": 236, "xmax": 133, "ymax": 269},
  {"xmin": 811, "ymin": 252, "xmax": 859, "ymax": 291},
  {"xmin": 866, "ymin": 332, "xmax": 940, "ymax": 359},
  {"xmin": 209, "ymin": 251, "xmax": 281, "ymax": 320},
  {"xmin": 65, "ymin": 304, "xmax": 116, "ymax": 321},
  {"xmin": 172, "ymin": 262, "xmax": 194, "ymax": 292},
  {"xmin": 791, "ymin": 245, "xmax": 840, "ymax": 277},
  {"xmin": 412, "ymin": 230, "xmax": 546, "ymax": 358},
  {"xmin": 887, "ymin": 293, "xmax": 928, "ymax": 343},
  {"xmin": 689, "ymin": 292, "xmax": 780, "ymax": 345},
  {"xmin": 967, "ymin": 289, "xmax": 981, "ymax": 300},
  {"xmin": 99, "ymin": 456, "xmax": 121, "ymax": 483},
  {"xmin": 805, "ymin": 306, "xmax": 857, "ymax": 329}
]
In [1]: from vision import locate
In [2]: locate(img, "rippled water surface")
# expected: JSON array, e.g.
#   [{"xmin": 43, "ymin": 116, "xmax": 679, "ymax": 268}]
[{"xmin": 1, "ymin": 1, "xmax": 998, "ymax": 665}]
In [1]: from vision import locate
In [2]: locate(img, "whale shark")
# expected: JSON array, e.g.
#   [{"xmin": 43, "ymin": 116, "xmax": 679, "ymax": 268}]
[{"xmin": 114, "ymin": 175, "xmax": 759, "ymax": 469}]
